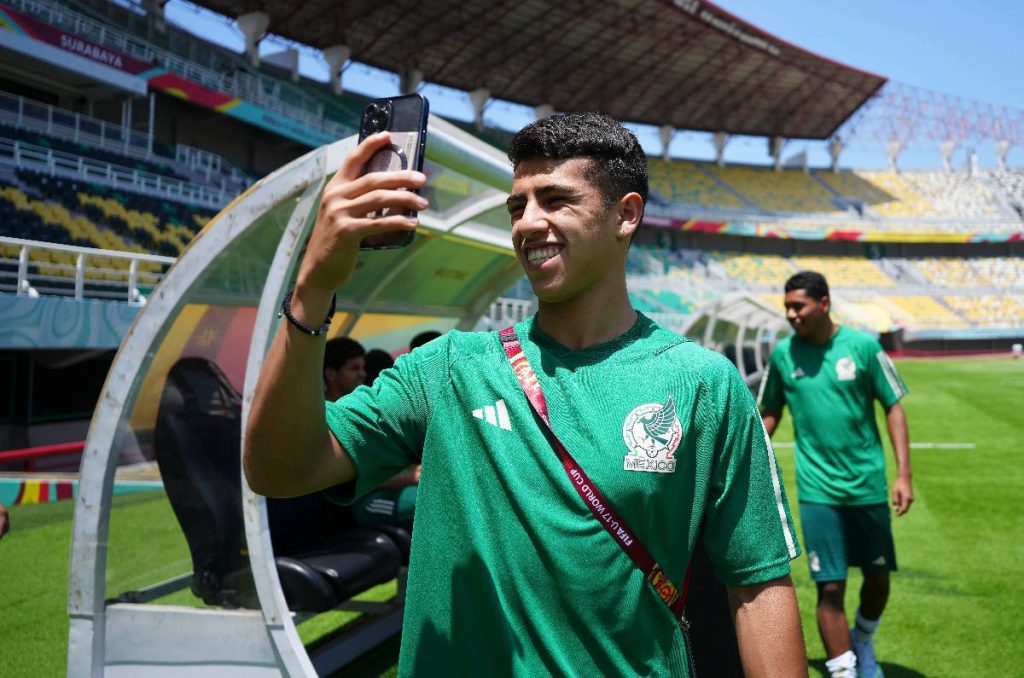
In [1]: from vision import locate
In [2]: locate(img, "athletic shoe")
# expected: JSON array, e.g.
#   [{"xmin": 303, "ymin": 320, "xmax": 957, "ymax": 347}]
[
  {"xmin": 851, "ymin": 627, "xmax": 883, "ymax": 678},
  {"xmin": 829, "ymin": 668, "xmax": 857, "ymax": 678}
]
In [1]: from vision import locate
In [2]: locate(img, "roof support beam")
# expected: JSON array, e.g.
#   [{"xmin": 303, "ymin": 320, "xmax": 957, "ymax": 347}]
[{"xmin": 237, "ymin": 11, "xmax": 269, "ymax": 67}]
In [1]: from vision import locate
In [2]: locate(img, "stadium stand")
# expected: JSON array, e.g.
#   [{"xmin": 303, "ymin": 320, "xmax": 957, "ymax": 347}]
[
  {"xmin": 989, "ymin": 169, "xmax": 1024, "ymax": 208},
  {"xmin": 7, "ymin": 169, "xmax": 211, "ymax": 257},
  {"xmin": 813, "ymin": 170, "xmax": 896, "ymax": 209},
  {"xmin": 706, "ymin": 165, "xmax": 838, "ymax": 213},
  {"xmin": 648, "ymin": 160, "xmax": 747, "ymax": 209},
  {"xmin": 789, "ymin": 255, "xmax": 896, "ymax": 287},
  {"xmin": 943, "ymin": 294, "xmax": 1024, "ymax": 327},
  {"xmin": 711, "ymin": 251, "xmax": 798, "ymax": 286},
  {"xmin": 643, "ymin": 159, "xmax": 1024, "ymax": 235},
  {"xmin": 878, "ymin": 295, "xmax": 968, "ymax": 329},
  {"xmin": 624, "ymin": 243, "xmax": 1024, "ymax": 335},
  {"xmin": 905, "ymin": 170, "xmax": 1014, "ymax": 219}
]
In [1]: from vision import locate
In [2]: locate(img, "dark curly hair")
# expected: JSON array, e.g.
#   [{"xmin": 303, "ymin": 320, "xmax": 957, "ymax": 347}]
[
  {"xmin": 785, "ymin": 271, "xmax": 830, "ymax": 301},
  {"xmin": 323, "ymin": 337, "xmax": 364, "ymax": 370},
  {"xmin": 508, "ymin": 112, "xmax": 648, "ymax": 219}
]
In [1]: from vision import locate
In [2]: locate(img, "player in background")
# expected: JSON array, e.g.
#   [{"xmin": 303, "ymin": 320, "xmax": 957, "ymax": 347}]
[{"xmin": 759, "ymin": 271, "xmax": 913, "ymax": 678}]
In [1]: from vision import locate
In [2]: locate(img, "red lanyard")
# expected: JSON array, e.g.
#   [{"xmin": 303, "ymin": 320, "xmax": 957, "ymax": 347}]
[{"xmin": 499, "ymin": 327, "xmax": 691, "ymax": 630}]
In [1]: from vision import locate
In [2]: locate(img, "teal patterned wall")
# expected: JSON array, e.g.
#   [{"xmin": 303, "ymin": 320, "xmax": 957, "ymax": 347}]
[{"xmin": 0, "ymin": 293, "xmax": 139, "ymax": 349}]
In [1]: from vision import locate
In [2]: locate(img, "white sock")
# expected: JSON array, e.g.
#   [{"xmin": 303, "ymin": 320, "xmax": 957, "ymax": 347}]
[
  {"xmin": 855, "ymin": 607, "xmax": 881, "ymax": 636},
  {"xmin": 826, "ymin": 650, "xmax": 858, "ymax": 672}
]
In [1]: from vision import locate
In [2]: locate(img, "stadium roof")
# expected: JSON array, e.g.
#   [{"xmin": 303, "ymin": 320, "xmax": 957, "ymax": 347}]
[{"xmin": 189, "ymin": 0, "xmax": 886, "ymax": 140}]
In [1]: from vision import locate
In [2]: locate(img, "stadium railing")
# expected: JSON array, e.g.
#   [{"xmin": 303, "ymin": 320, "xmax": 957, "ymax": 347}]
[
  {"xmin": 0, "ymin": 91, "xmax": 155, "ymax": 165},
  {"xmin": 0, "ymin": 440, "xmax": 84, "ymax": 472},
  {"xmin": 10, "ymin": 0, "xmax": 348, "ymax": 138},
  {"xmin": 0, "ymin": 91, "xmax": 251, "ymax": 193},
  {"xmin": 0, "ymin": 138, "xmax": 230, "ymax": 210},
  {"xmin": 0, "ymin": 235, "xmax": 174, "ymax": 302}
]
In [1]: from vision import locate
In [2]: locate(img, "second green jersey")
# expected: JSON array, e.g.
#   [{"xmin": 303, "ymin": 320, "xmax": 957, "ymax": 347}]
[
  {"xmin": 326, "ymin": 313, "xmax": 799, "ymax": 676},
  {"xmin": 758, "ymin": 326, "xmax": 909, "ymax": 506}
]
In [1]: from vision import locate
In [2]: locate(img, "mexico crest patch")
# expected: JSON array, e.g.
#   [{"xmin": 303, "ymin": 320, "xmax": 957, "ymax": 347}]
[
  {"xmin": 622, "ymin": 396, "xmax": 682, "ymax": 473},
  {"xmin": 836, "ymin": 356, "xmax": 857, "ymax": 381}
]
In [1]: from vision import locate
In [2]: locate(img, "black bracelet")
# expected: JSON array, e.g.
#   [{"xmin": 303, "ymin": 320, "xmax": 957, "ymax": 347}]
[{"xmin": 279, "ymin": 289, "xmax": 336, "ymax": 336}]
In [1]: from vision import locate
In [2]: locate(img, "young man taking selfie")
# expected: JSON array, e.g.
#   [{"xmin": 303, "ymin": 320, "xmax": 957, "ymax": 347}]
[{"xmin": 246, "ymin": 113, "xmax": 807, "ymax": 676}]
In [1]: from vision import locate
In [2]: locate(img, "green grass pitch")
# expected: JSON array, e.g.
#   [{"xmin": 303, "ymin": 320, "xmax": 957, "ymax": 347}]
[{"xmin": 1, "ymin": 356, "xmax": 1020, "ymax": 676}]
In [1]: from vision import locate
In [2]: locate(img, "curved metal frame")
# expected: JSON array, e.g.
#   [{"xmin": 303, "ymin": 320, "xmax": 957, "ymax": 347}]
[{"xmin": 67, "ymin": 117, "xmax": 517, "ymax": 676}]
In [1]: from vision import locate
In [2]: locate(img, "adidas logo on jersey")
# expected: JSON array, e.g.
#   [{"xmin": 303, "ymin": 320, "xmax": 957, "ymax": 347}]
[
  {"xmin": 872, "ymin": 556, "xmax": 886, "ymax": 566},
  {"xmin": 473, "ymin": 399, "xmax": 512, "ymax": 431}
]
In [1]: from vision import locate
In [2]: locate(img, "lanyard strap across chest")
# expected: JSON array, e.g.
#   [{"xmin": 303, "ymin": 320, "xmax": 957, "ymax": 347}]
[{"xmin": 498, "ymin": 326, "xmax": 691, "ymax": 627}]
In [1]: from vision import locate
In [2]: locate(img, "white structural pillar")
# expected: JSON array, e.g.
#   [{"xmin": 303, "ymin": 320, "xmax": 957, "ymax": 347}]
[
  {"xmin": 534, "ymin": 103, "xmax": 554, "ymax": 120},
  {"xmin": 828, "ymin": 138, "xmax": 843, "ymax": 172},
  {"xmin": 659, "ymin": 125, "xmax": 675, "ymax": 161},
  {"xmin": 769, "ymin": 135, "xmax": 785, "ymax": 171},
  {"xmin": 143, "ymin": 0, "xmax": 166, "ymax": 33},
  {"xmin": 939, "ymin": 139, "xmax": 956, "ymax": 172},
  {"xmin": 401, "ymin": 68, "xmax": 424, "ymax": 94},
  {"xmin": 147, "ymin": 92, "xmax": 155, "ymax": 157},
  {"xmin": 885, "ymin": 140, "xmax": 903, "ymax": 172},
  {"xmin": 996, "ymin": 139, "xmax": 1011, "ymax": 171},
  {"xmin": 713, "ymin": 132, "xmax": 730, "ymax": 167},
  {"xmin": 237, "ymin": 12, "xmax": 270, "ymax": 67},
  {"xmin": 323, "ymin": 45, "xmax": 351, "ymax": 95},
  {"xmin": 121, "ymin": 96, "xmax": 133, "ymax": 155},
  {"xmin": 469, "ymin": 88, "xmax": 490, "ymax": 131}
]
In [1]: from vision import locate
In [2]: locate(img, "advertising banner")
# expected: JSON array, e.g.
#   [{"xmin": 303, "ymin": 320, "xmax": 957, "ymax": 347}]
[{"xmin": 0, "ymin": 3, "xmax": 153, "ymax": 75}]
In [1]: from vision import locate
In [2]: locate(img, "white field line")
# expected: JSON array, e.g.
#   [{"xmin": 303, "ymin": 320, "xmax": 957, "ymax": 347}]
[{"xmin": 771, "ymin": 442, "xmax": 976, "ymax": 449}]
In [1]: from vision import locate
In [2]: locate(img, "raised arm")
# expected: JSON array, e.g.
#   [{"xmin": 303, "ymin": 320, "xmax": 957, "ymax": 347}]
[
  {"xmin": 885, "ymin": 402, "xmax": 913, "ymax": 515},
  {"xmin": 727, "ymin": 575, "xmax": 808, "ymax": 678},
  {"xmin": 244, "ymin": 132, "xmax": 427, "ymax": 497}
]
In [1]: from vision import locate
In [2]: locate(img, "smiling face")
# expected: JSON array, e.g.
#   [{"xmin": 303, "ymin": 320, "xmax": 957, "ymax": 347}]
[
  {"xmin": 507, "ymin": 157, "xmax": 637, "ymax": 304},
  {"xmin": 784, "ymin": 288, "xmax": 831, "ymax": 341}
]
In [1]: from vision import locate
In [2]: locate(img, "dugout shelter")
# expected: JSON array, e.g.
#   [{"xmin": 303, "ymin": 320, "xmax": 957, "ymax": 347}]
[
  {"xmin": 683, "ymin": 291, "xmax": 792, "ymax": 387},
  {"xmin": 67, "ymin": 116, "xmax": 520, "ymax": 676}
]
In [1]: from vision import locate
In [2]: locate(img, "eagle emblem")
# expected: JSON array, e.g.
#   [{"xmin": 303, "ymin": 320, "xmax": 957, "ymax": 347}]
[{"xmin": 622, "ymin": 396, "xmax": 682, "ymax": 474}]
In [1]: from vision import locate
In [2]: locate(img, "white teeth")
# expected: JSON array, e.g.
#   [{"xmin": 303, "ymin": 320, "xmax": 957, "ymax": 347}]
[{"xmin": 527, "ymin": 245, "xmax": 561, "ymax": 264}]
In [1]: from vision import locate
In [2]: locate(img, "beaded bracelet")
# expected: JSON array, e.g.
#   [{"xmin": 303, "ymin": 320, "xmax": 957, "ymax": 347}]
[{"xmin": 279, "ymin": 290, "xmax": 336, "ymax": 336}]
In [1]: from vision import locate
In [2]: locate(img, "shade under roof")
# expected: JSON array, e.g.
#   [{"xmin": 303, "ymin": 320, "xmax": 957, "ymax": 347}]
[{"xmin": 190, "ymin": 0, "xmax": 887, "ymax": 140}]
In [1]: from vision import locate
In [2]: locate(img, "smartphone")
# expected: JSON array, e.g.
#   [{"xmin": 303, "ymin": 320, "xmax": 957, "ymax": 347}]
[{"xmin": 357, "ymin": 93, "xmax": 429, "ymax": 250}]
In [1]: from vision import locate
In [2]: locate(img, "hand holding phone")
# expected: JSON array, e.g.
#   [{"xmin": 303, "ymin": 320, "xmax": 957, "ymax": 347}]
[
  {"xmin": 357, "ymin": 94, "xmax": 430, "ymax": 250},
  {"xmin": 295, "ymin": 133, "xmax": 426, "ymax": 304}
]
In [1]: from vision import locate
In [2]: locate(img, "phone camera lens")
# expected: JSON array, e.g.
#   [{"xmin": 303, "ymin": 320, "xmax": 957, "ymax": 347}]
[{"xmin": 363, "ymin": 100, "xmax": 392, "ymax": 135}]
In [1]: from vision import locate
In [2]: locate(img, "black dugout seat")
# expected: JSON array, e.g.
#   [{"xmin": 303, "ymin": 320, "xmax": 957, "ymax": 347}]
[{"xmin": 153, "ymin": 357, "xmax": 403, "ymax": 612}]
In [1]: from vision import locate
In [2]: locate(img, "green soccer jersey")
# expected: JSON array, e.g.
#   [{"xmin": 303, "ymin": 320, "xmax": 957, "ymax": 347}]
[
  {"xmin": 326, "ymin": 313, "xmax": 799, "ymax": 676},
  {"xmin": 758, "ymin": 326, "xmax": 909, "ymax": 506}
]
